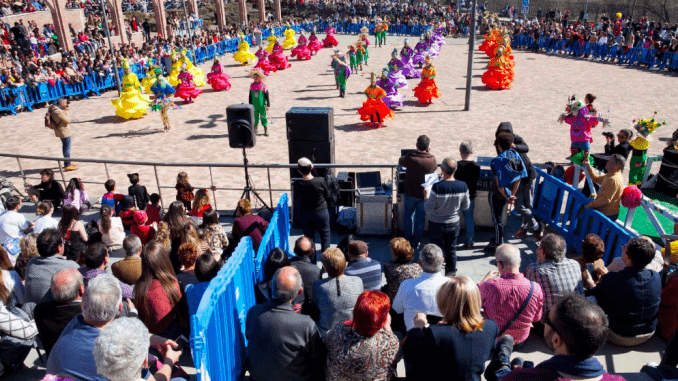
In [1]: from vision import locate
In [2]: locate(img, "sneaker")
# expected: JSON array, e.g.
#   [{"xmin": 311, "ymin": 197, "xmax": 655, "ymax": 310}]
[
  {"xmin": 64, "ymin": 165, "xmax": 78, "ymax": 171},
  {"xmin": 516, "ymin": 227, "xmax": 528, "ymax": 239},
  {"xmin": 534, "ymin": 223, "xmax": 544, "ymax": 240}
]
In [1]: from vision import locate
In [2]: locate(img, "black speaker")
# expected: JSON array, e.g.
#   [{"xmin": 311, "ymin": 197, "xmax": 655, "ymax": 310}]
[
  {"xmin": 288, "ymin": 138, "xmax": 335, "ymax": 178},
  {"xmin": 227, "ymin": 104, "xmax": 256, "ymax": 148},
  {"xmin": 655, "ymin": 149, "xmax": 678, "ymax": 197},
  {"xmin": 286, "ymin": 107, "xmax": 334, "ymax": 142}
]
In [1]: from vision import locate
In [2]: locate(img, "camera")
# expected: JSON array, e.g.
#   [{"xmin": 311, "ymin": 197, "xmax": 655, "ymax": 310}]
[{"xmin": 602, "ymin": 132, "xmax": 614, "ymax": 139}]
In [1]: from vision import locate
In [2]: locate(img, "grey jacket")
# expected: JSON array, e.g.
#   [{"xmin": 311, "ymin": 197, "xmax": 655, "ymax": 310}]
[
  {"xmin": 312, "ymin": 275, "xmax": 363, "ymax": 335},
  {"xmin": 24, "ymin": 256, "xmax": 79, "ymax": 304}
]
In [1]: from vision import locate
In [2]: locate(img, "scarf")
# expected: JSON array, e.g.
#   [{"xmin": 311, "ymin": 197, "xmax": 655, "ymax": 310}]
[
  {"xmin": 250, "ymin": 82, "xmax": 267, "ymax": 92},
  {"xmin": 538, "ymin": 355, "xmax": 605, "ymax": 378}
]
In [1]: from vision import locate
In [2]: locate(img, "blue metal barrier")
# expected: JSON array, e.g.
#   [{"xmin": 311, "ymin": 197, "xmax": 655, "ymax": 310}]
[
  {"xmin": 190, "ymin": 236, "xmax": 257, "ymax": 381},
  {"xmin": 255, "ymin": 193, "xmax": 291, "ymax": 281}
]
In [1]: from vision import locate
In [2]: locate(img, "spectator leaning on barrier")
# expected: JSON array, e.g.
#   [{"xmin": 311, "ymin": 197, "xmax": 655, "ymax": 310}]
[{"xmin": 583, "ymin": 152, "xmax": 624, "ymax": 220}]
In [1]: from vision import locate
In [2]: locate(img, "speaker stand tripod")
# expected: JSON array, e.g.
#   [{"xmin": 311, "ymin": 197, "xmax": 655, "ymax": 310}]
[{"xmin": 234, "ymin": 147, "xmax": 272, "ymax": 216}]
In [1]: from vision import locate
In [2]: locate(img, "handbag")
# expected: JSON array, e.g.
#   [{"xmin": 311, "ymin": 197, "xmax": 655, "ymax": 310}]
[{"xmin": 497, "ymin": 281, "xmax": 535, "ymax": 337}]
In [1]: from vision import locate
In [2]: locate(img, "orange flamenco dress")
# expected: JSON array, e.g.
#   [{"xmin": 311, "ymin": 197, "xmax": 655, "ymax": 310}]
[
  {"xmin": 358, "ymin": 86, "xmax": 395, "ymax": 125},
  {"xmin": 413, "ymin": 66, "xmax": 441, "ymax": 104},
  {"xmin": 481, "ymin": 47, "xmax": 515, "ymax": 90}
]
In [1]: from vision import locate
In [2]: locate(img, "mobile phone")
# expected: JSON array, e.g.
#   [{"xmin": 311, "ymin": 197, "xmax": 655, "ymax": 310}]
[{"xmin": 175, "ymin": 335, "xmax": 190, "ymax": 350}]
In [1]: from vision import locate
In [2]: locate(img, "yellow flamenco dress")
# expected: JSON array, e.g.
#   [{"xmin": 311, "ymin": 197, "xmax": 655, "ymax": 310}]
[
  {"xmin": 111, "ymin": 64, "xmax": 151, "ymax": 119},
  {"xmin": 265, "ymin": 35, "xmax": 277, "ymax": 53},
  {"xmin": 234, "ymin": 38, "xmax": 256, "ymax": 65},
  {"xmin": 140, "ymin": 65, "xmax": 158, "ymax": 94},
  {"xmin": 282, "ymin": 27, "xmax": 297, "ymax": 50},
  {"xmin": 168, "ymin": 52, "xmax": 182, "ymax": 87},
  {"xmin": 179, "ymin": 50, "xmax": 205, "ymax": 87}
]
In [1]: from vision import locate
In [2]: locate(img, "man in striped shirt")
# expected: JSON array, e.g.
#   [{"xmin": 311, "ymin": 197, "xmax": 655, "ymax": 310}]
[{"xmin": 345, "ymin": 240, "xmax": 383, "ymax": 291}]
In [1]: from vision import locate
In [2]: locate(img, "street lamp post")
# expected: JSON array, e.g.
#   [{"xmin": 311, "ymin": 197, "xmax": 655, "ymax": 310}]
[
  {"xmin": 100, "ymin": 0, "xmax": 121, "ymax": 95},
  {"xmin": 464, "ymin": 0, "xmax": 476, "ymax": 111}
]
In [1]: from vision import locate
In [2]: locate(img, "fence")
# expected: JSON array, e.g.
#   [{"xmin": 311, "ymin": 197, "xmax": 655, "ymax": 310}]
[
  {"xmin": 532, "ymin": 167, "xmax": 636, "ymax": 264},
  {"xmin": 255, "ymin": 193, "xmax": 292, "ymax": 282}
]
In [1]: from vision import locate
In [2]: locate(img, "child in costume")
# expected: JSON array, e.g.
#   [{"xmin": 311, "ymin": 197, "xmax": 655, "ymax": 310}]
[
  {"xmin": 265, "ymin": 35, "xmax": 277, "ymax": 53},
  {"xmin": 628, "ymin": 112, "xmax": 667, "ymax": 185},
  {"xmin": 179, "ymin": 48, "xmax": 205, "ymax": 87},
  {"xmin": 387, "ymin": 56, "xmax": 408, "ymax": 90},
  {"xmin": 425, "ymin": 31, "xmax": 440, "ymax": 58},
  {"xmin": 270, "ymin": 39, "xmax": 291, "ymax": 70},
  {"xmin": 140, "ymin": 64, "xmax": 158, "ymax": 94},
  {"xmin": 308, "ymin": 29, "xmax": 323, "ymax": 55},
  {"xmin": 347, "ymin": 44, "xmax": 358, "ymax": 71},
  {"xmin": 332, "ymin": 51, "xmax": 351, "ymax": 98},
  {"xmin": 175, "ymin": 63, "xmax": 203, "ymax": 104},
  {"xmin": 399, "ymin": 39, "xmax": 421, "ymax": 79},
  {"xmin": 149, "ymin": 68, "xmax": 178, "ymax": 132},
  {"xmin": 358, "ymin": 72, "xmax": 395, "ymax": 127},
  {"xmin": 387, "ymin": 48, "xmax": 405, "ymax": 75},
  {"xmin": 323, "ymin": 25, "xmax": 339, "ymax": 47},
  {"xmin": 413, "ymin": 58, "xmax": 441, "ymax": 105},
  {"xmin": 234, "ymin": 35, "xmax": 256, "ymax": 65},
  {"xmin": 111, "ymin": 59, "xmax": 150, "ymax": 119},
  {"xmin": 376, "ymin": 67, "xmax": 405, "ymax": 109},
  {"xmin": 375, "ymin": 20, "xmax": 388, "ymax": 47},
  {"xmin": 282, "ymin": 23, "xmax": 297, "ymax": 50},
  {"xmin": 558, "ymin": 96, "xmax": 609, "ymax": 157},
  {"xmin": 248, "ymin": 69, "xmax": 270, "ymax": 136},
  {"xmin": 255, "ymin": 45, "xmax": 277, "ymax": 75},
  {"xmin": 206, "ymin": 58, "xmax": 231, "ymax": 91},
  {"xmin": 433, "ymin": 23, "xmax": 447, "ymax": 49},
  {"xmin": 291, "ymin": 32, "xmax": 311, "ymax": 61},
  {"xmin": 358, "ymin": 32, "xmax": 370, "ymax": 64},
  {"xmin": 355, "ymin": 41, "xmax": 366, "ymax": 71},
  {"xmin": 413, "ymin": 34, "xmax": 429, "ymax": 68}
]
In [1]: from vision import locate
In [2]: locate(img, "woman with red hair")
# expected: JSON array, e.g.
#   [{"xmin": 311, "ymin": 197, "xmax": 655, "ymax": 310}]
[{"xmin": 324, "ymin": 290, "xmax": 402, "ymax": 381}]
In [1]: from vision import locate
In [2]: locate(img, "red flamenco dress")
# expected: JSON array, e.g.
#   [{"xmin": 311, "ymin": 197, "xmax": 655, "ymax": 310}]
[
  {"xmin": 323, "ymin": 27, "xmax": 339, "ymax": 48},
  {"xmin": 308, "ymin": 32, "xmax": 323, "ymax": 54},
  {"xmin": 255, "ymin": 54, "xmax": 278, "ymax": 75},
  {"xmin": 413, "ymin": 65, "xmax": 441, "ymax": 104},
  {"xmin": 269, "ymin": 44, "xmax": 291, "ymax": 70},
  {"xmin": 291, "ymin": 35, "xmax": 312, "ymax": 61},
  {"xmin": 479, "ymin": 29, "xmax": 500, "ymax": 58},
  {"xmin": 481, "ymin": 47, "xmax": 515, "ymax": 90},
  {"xmin": 206, "ymin": 62, "xmax": 231, "ymax": 91},
  {"xmin": 358, "ymin": 85, "xmax": 395, "ymax": 126},
  {"xmin": 175, "ymin": 70, "xmax": 203, "ymax": 103}
]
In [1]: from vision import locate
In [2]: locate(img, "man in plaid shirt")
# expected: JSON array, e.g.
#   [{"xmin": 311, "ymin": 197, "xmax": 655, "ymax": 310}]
[{"xmin": 526, "ymin": 234, "xmax": 584, "ymax": 312}]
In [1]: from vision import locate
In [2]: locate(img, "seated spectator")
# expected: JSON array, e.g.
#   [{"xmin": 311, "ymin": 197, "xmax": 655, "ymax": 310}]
[
  {"xmin": 34, "ymin": 200, "xmax": 58, "ymax": 234},
  {"xmin": 47, "ymin": 273, "xmax": 176, "ymax": 381},
  {"xmin": 382, "ymin": 237, "xmax": 421, "ymax": 302},
  {"xmin": 392, "ymin": 243, "xmax": 447, "ymax": 331},
  {"xmin": 345, "ymin": 240, "xmax": 382, "ymax": 291},
  {"xmin": 525, "ymin": 233, "xmax": 583, "ymax": 313},
  {"xmin": 133, "ymin": 242, "xmax": 186, "ymax": 338},
  {"xmin": 176, "ymin": 242, "xmax": 199, "ymax": 289},
  {"xmin": 583, "ymin": 153, "xmax": 625, "ymax": 220},
  {"xmin": 24, "ymin": 229, "xmax": 78, "ymax": 304},
  {"xmin": 163, "ymin": 201, "xmax": 191, "ymax": 272},
  {"xmin": 404, "ymin": 275, "xmax": 499, "ymax": 381},
  {"xmin": 231, "ymin": 199, "xmax": 269, "ymax": 251},
  {"xmin": 324, "ymin": 290, "xmax": 401, "ymax": 380},
  {"xmin": 97, "ymin": 205, "xmax": 124, "ymax": 256},
  {"xmin": 246, "ymin": 266, "xmax": 326, "ymax": 381},
  {"xmin": 604, "ymin": 128, "xmax": 633, "ymax": 159},
  {"xmin": 593, "ymin": 236, "xmax": 661, "ymax": 346},
  {"xmin": 602, "ymin": 236, "xmax": 664, "ymax": 274},
  {"xmin": 313, "ymin": 248, "xmax": 363, "ymax": 335},
  {"xmin": 63, "ymin": 178, "xmax": 89, "ymax": 213},
  {"xmin": 576, "ymin": 233, "xmax": 606, "ymax": 289},
  {"xmin": 34, "ymin": 268, "xmax": 84, "ymax": 356},
  {"xmin": 119, "ymin": 196, "xmax": 137, "ymax": 230},
  {"xmin": 78, "ymin": 242, "xmax": 133, "ymax": 299},
  {"xmin": 190, "ymin": 189, "xmax": 212, "ymax": 218},
  {"xmin": 199, "ymin": 208, "xmax": 228, "ymax": 263},
  {"xmin": 255, "ymin": 248, "xmax": 293, "ymax": 304},
  {"xmin": 130, "ymin": 210, "xmax": 156, "ymax": 245},
  {"xmin": 27, "ymin": 169, "xmax": 64, "ymax": 208},
  {"xmin": 0, "ymin": 196, "xmax": 33, "ymax": 246},
  {"xmin": 58, "ymin": 204, "xmax": 88, "ymax": 262},
  {"xmin": 492, "ymin": 295, "xmax": 625, "ymax": 381},
  {"xmin": 290, "ymin": 236, "xmax": 321, "ymax": 314},
  {"xmin": 14, "ymin": 233, "xmax": 38, "ymax": 279},
  {"xmin": 478, "ymin": 244, "xmax": 544, "ymax": 347},
  {"xmin": 153, "ymin": 222, "xmax": 172, "ymax": 252},
  {"xmin": 112, "ymin": 236, "xmax": 142, "ymax": 287},
  {"xmin": 185, "ymin": 253, "xmax": 220, "ymax": 316}
]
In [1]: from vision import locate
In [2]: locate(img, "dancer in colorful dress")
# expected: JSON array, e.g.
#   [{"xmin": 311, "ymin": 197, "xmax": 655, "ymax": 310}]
[
  {"xmin": 387, "ymin": 54, "xmax": 408, "ymax": 90},
  {"xmin": 167, "ymin": 51, "xmax": 182, "ymax": 86},
  {"xmin": 356, "ymin": 41, "xmax": 366, "ymax": 71},
  {"xmin": 206, "ymin": 59, "xmax": 231, "ymax": 91},
  {"xmin": 400, "ymin": 39, "xmax": 421, "ymax": 79},
  {"xmin": 248, "ymin": 69, "xmax": 270, "ymax": 136},
  {"xmin": 375, "ymin": 20, "xmax": 388, "ymax": 47},
  {"xmin": 111, "ymin": 60, "xmax": 150, "ymax": 119},
  {"xmin": 557, "ymin": 96, "xmax": 609, "ymax": 157},
  {"xmin": 413, "ymin": 58, "xmax": 441, "ymax": 105},
  {"xmin": 291, "ymin": 32, "xmax": 311, "ymax": 61},
  {"xmin": 265, "ymin": 35, "xmax": 277, "ymax": 53},
  {"xmin": 175, "ymin": 63, "xmax": 203, "ymax": 104},
  {"xmin": 347, "ymin": 44, "xmax": 358, "ymax": 71},
  {"xmin": 358, "ymin": 30, "xmax": 370, "ymax": 64},
  {"xmin": 358, "ymin": 73, "xmax": 395, "ymax": 127},
  {"xmin": 149, "ymin": 68, "xmax": 179, "ymax": 132},
  {"xmin": 270, "ymin": 39, "xmax": 291, "ymax": 70},
  {"xmin": 425, "ymin": 31, "xmax": 440, "ymax": 58},
  {"xmin": 255, "ymin": 45, "xmax": 277, "ymax": 75},
  {"xmin": 433, "ymin": 23, "xmax": 447, "ymax": 49},
  {"xmin": 376, "ymin": 68, "xmax": 406, "ymax": 109},
  {"xmin": 413, "ymin": 34, "xmax": 429, "ymax": 68},
  {"xmin": 283, "ymin": 23, "xmax": 297, "ymax": 50},
  {"xmin": 178, "ymin": 48, "xmax": 205, "ymax": 87},
  {"xmin": 628, "ymin": 112, "xmax": 666, "ymax": 185},
  {"xmin": 140, "ymin": 64, "xmax": 159, "ymax": 94},
  {"xmin": 308, "ymin": 28, "xmax": 323, "ymax": 55},
  {"xmin": 323, "ymin": 25, "xmax": 339, "ymax": 47},
  {"xmin": 332, "ymin": 51, "xmax": 351, "ymax": 98},
  {"xmin": 234, "ymin": 35, "xmax": 256, "ymax": 65}
]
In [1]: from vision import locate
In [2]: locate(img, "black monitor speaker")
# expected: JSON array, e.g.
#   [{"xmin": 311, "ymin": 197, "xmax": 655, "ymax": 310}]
[{"xmin": 227, "ymin": 104, "xmax": 256, "ymax": 149}]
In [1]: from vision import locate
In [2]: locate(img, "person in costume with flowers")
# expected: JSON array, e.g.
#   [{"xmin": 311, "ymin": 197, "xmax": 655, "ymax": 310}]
[
  {"xmin": 270, "ymin": 38, "xmax": 291, "ymax": 70},
  {"xmin": 291, "ymin": 32, "xmax": 312, "ymax": 61},
  {"xmin": 111, "ymin": 59, "xmax": 150, "ymax": 119},
  {"xmin": 324, "ymin": 24, "xmax": 339, "ymax": 47},
  {"xmin": 308, "ymin": 28, "xmax": 323, "ymax": 55},
  {"xmin": 358, "ymin": 31, "xmax": 370, "ymax": 64},
  {"xmin": 332, "ymin": 50, "xmax": 351, "ymax": 98},
  {"xmin": 386, "ymin": 55, "xmax": 408, "ymax": 90},
  {"xmin": 628, "ymin": 112, "xmax": 667, "ymax": 185},
  {"xmin": 255, "ymin": 45, "xmax": 277, "ymax": 75},
  {"xmin": 399, "ymin": 39, "xmax": 421, "ymax": 79},
  {"xmin": 248, "ymin": 69, "xmax": 270, "ymax": 136},
  {"xmin": 412, "ymin": 34, "xmax": 429, "ymax": 68},
  {"xmin": 178, "ymin": 48, "xmax": 205, "ymax": 87},
  {"xmin": 265, "ymin": 35, "xmax": 277, "ymax": 53},
  {"xmin": 376, "ymin": 67, "xmax": 405, "ymax": 109},
  {"xmin": 347, "ymin": 44, "xmax": 358, "ymax": 72},
  {"xmin": 558, "ymin": 95, "xmax": 610, "ymax": 158},
  {"xmin": 413, "ymin": 57, "xmax": 441, "ymax": 105},
  {"xmin": 282, "ymin": 23, "xmax": 297, "ymax": 50},
  {"xmin": 140, "ymin": 64, "xmax": 159, "ymax": 94},
  {"xmin": 375, "ymin": 20, "xmax": 388, "ymax": 47},
  {"xmin": 206, "ymin": 58, "xmax": 231, "ymax": 91},
  {"xmin": 175, "ymin": 62, "xmax": 203, "ymax": 104},
  {"xmin": 358, "ymin": 72, "xmax": 395, "ymax": 127},
  {"xmin": 149, "ymin": 68, "xmax": 178, "ymax": 132},
  {"xmin": 234, "ymin": 34, "xmax": 256, "ymax": 65}
]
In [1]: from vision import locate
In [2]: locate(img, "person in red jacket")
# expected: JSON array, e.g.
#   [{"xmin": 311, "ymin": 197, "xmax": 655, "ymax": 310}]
[
  {"xmin": 231, "ymin": 199, "xmax": 269, "ymax": 251},
  {"xmin": 130, "ymin": 210, "xmax": 156, "ymax": 244}
]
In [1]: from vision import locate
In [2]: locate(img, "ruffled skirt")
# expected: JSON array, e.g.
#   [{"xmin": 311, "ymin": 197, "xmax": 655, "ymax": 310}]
[
  {"xmin": 413, "ymin": 78, "xmax": 441, "ymax": 104},
  {"xmin": 234, "ymin": 49, "xmax": 256, "ymax": 63},
  {"xmin": 175, "ymin": 81, "xmax": 203, "ymax": 100},
  {"xmin": 270, "ymin": 52, "xmax": 291, "ymax": 70},
  {"xmin": 111, "ymin": 89, "xmax": 150, "ymax": 119},
  {"xmin": 482, "ymin": 66, "xmax": 515, "ymax": 90},
  {"xmin": 358, "ymin": 98, "xmax": 395, "ymax": 123},
  {"xmin": 282, "ymin": 37, "xmax": 297, "ymax": 50},
  {"xmin": 255, "ymin": 59, "xmax": 278, "ymax": 75},
  {"xmin": 291, "ymin": 45, "xmax": 311, "ymax": 60},
  {"xmin": 308, "ymin": 39, "xmax": 323, "ymax": 53},
  {"xmin": 323, "ymin": 35, "xmax": 338, "ymax": 47},
  {"xmin": 206, "ymin": 72, "xmax": 231, "ymax": 91}
]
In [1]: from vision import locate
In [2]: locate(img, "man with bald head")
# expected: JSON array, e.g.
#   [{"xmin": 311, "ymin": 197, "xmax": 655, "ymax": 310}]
[
  {"xmin": 246, "ymin": 266, "xmax": 326, "ymax": 381},
  {"xmin": 291, "ymin": 236, "xmax": 322, "ymax": 315},
  {"xmin": 34, "ymin": 268, "xmax": 84, "ymax": 355}
]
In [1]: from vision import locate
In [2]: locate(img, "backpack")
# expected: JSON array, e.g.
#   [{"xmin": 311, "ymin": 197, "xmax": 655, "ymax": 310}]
[
  {"xmin": 44, "ymin": 110, "xmax": 55, "ymax": 129},
  {"xmin": 324, "ymin": 173, "xmax": 340, "ymax": 208}
]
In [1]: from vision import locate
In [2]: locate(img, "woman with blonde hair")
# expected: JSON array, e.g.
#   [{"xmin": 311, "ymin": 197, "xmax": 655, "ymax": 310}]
[
  {"xmin": 382, "ymin": 237, "xmax": 421, "ymax": 301},
  {"xmin": 403, "ymin": 275, "xmax": 498, "ymax": 381},
  {"xmin": 14, "ymin": 234, "xmax": 38, "ymax": 279},
  {"xmin": 190, "ymin": 189, "xmax": 212, "ymax": 218}
]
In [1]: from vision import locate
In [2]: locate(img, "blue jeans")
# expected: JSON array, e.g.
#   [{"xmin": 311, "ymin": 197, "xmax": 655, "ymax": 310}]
[
  {"xmin": 428, "ymin": 221, "xmax": 460, "ymax": 275},
  {"xmin": 61, "ymin": 136, "xmax": 71, "ymax": 167},
  {"xmin": 462, "ymin": 199, "xmax": 475, "ymax": 245},
  {"xmin": 403, "ymin": 195, "xmax": 425, "ymax": 250}
]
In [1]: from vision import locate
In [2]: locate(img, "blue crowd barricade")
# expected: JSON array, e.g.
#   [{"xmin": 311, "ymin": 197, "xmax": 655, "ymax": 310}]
[
  {"xmin": 532, "ymin": 168, "xmax": 635, "ymax": 264},
  {"xmin": 255, "ymin": 193, "xmax": 292, "ymax": 282},
  {"xmin": 190, "ymin": 236, "xmax": 257, "ymax": 381}
]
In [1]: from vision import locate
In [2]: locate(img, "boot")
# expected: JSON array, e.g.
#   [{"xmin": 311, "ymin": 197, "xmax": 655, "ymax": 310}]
[{"xmin": 264, "ymin": 126, "xmax": 269, "ymax": 136}]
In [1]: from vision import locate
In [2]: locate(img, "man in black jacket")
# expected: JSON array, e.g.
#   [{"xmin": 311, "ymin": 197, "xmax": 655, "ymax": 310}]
[
  {"xmin": 290, "ymin": 236, "xmax": 321, "ymax": 315},
  {"xmin": 494, "ymin": 122, "xmax": 542, "ymax": 240}
]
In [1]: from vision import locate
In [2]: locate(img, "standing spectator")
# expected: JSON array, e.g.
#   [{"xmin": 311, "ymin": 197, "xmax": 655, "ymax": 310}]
[
  {"xmin": 24, "ymin": 229, "xmax": 78, "ymax": 304},
  {"xmin": 455, "ymin": 141, "xmax": 480, "ymax": 249},
  {"xmin": 142, "ymin": 18, "xmax": 151, "ymax": 41},
  {"xmin": 111, "ymin": 235, "xmax": 143, "ymax": 286},
  {"xmin": 127, "ymin": 173, "xmax": 149, "ymax": 210},
  {"xmin": 47, "ymin": 98, "xmax": 77, "ymax": 171},
  {"xmin": 324, "ymin": 290, "xmax": 402, "ymax": 381},
  {"xmin": 232, "ymin": 199, "xmax": 269, "ymax": 251},
  {"xmin": 246, "ymin": 266, "xmax": 326, "ymax": 381},
  {"xmin": 424, "ymin": 157, "xmax": 469, "ymax": 275},
  {"xmin": 344, "ymin": 240, "xmax": 382, "ymax": 291},
  {"xmin": 290, "ymin": 236, "xmax": 321, "ymax": 314},
  {"xmin": 525, "ymin": 234, "xmax": 584, "ymax": 314},
  {"xmin": 392, "ymin": 243, "xmax": 447, "ymax": 331},
  {"xmin": 27, "ymin": 169, "xmax": 65, "ymax": 208},
  {"xmin": 34, "ymin": 200, "xmax": 58, "ymax": 234},
  {"xmin": 583, "ymin": 153, "xmax": 625, "ymax": 220},
  {"xmin": 174, "ymin": 171, "xmax": 194, "ymax": 210},
  {"xmin": 313, "ymin": 248, "xmax": 363, "ymax": 335},
  {"xmin": 398, "ymin": 135, "xmax": 437, "ymax": 250},
  {"xmin": 293, "ymin": 158, "xmax": 331, "ymax": 255},
  {"xmin": 478, "ymin": 244, "xmax": 543, "ymax": 347},
  {"xmin": 382, "ymin": 237, "xmax": 421, "ymax": 302},
  {"xmin": 0, "ymin": 197, "xmax": 33, "ymax": 245}
]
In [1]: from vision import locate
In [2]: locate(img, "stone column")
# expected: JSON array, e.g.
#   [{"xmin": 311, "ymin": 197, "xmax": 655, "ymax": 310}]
[
  {"xmin": 213, "ymin": 0, "xmax": 226, "ymax": 31},
  {"xmin": 238, "ymin": 0, "xmax": 248, "ymax": 25},
  {"xmin": 186, "ymin": 0, "xmax": 198, "ymax": 15},
  {"xmin": 45, "ymin": 0, "xmax": 73, "ymax": 52},
  {"xmin": 152, "ymin": 0, "xmax": 168, "ymax": 38},
  {"xmin": 106, "ymin": 0, "xmax": 127, "ymax": 44},
  {"xmin": 274, "ymin": 0, "xmax": 281, "ymax": 22},
  {"xmin": 258, "ymin": 0, "xmax": 265, "ymax": 22}
]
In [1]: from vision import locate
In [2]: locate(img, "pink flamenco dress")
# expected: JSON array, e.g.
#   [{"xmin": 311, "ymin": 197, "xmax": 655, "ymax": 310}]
[
  {"xmin": 175, "ymin": 71, "xmax": 203, "ymax": 103},
  {"xmin": 291, "ymin": 35, "xmax": 312, "ymax": 61},
  {"xmin": 308, "ymin": 33, "xmax": 323, "ymax": 54},
  {"xmin": 255, "ymin": 53, "xmax": 278, "ymax": 75},
  {"xmin": 270, "ymin": 44, "xmax": 291, "ymax": 70},
  {"xmin": 323, "ymin": 27, "xmax": 339, "ymax": 48},
  {"xmin": 206, "ymin": 63, "xmax": 231, "ymax": 91}
]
